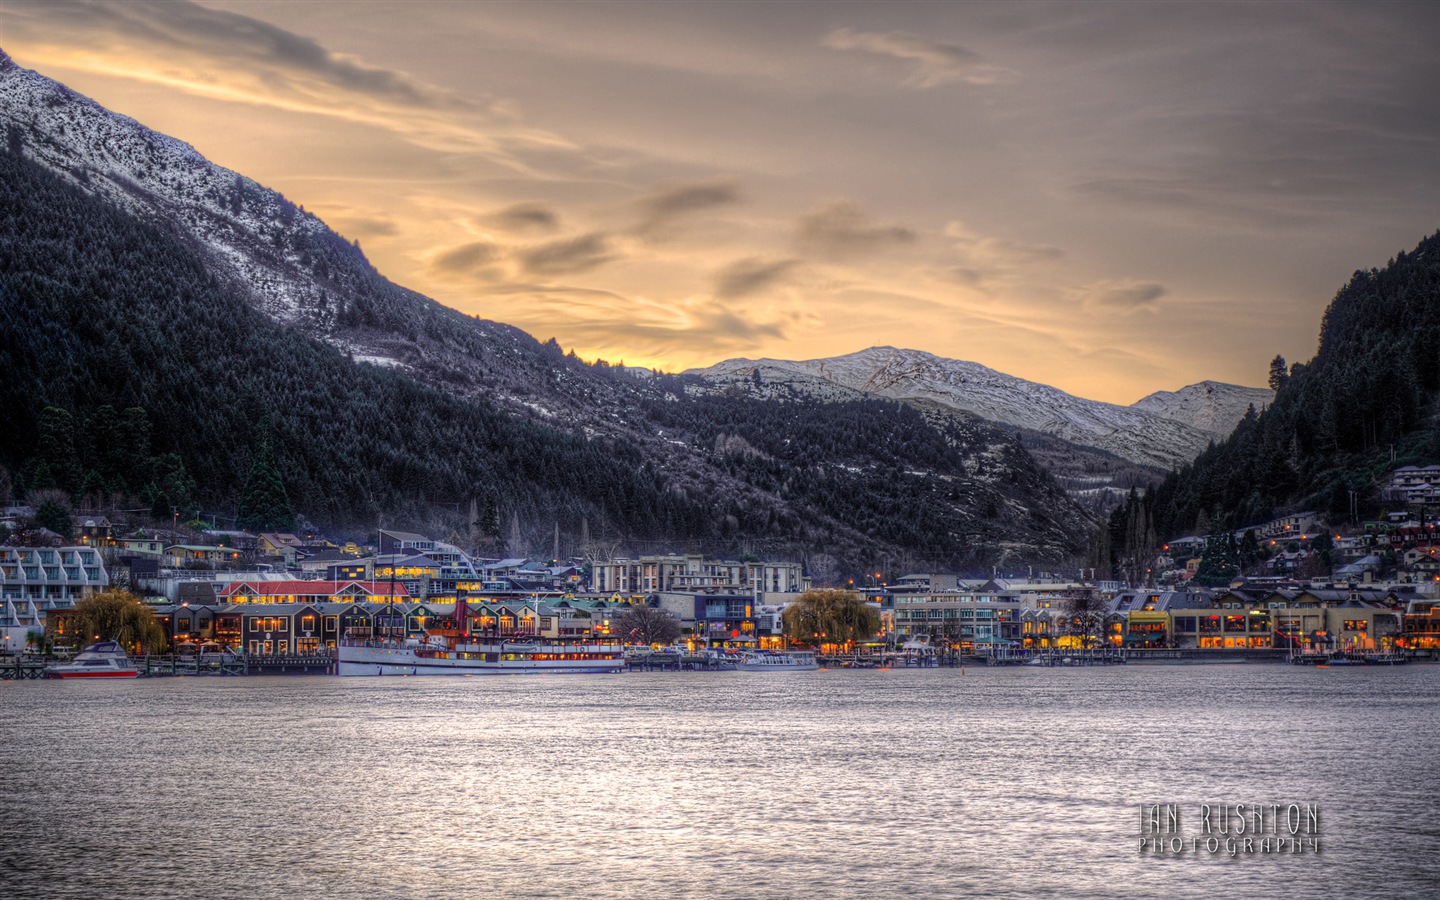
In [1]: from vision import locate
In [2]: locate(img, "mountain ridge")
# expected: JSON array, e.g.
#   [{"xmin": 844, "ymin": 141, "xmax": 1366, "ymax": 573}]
[{"xmin": 687, "ymin": 346, "xmax": 1272, "ymax": 470}]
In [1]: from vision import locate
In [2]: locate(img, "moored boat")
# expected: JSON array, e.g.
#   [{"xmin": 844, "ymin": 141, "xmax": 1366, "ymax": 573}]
[
  {"xmin": 46, "ymin": 641, "xmax": 139, "ymax": 679},
  {"xmin": 736, "ymin": 650, "xmax": 819, "ymax": 672}
]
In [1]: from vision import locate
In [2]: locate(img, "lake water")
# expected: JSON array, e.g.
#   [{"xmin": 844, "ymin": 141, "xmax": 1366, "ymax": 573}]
[{"xmin": 2, "ymin": 665, "xmax": 1437, "ymax": 899}]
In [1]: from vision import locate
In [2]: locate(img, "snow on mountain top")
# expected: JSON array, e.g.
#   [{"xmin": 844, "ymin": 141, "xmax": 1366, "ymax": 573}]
[
  {"xmin": 689, "ymin": 347, "xmax": 1269, "ymax": 469},
  {"xmin": 1131, "ymin": 381, "xmax": 1273, "ymax": 435}
]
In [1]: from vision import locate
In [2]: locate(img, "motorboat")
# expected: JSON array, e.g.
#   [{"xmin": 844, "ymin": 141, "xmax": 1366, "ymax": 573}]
[{"xmin": 46, "ymin": 641, "xmax": 139, "ymax": 679}]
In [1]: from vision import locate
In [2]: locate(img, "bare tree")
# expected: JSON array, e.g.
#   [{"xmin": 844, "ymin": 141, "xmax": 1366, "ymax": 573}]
[
  {"xmin": 1061, "ymin": 589, "xmax": 1108, "ymax": 649},
  {"xmin": 617, "ymin": 604, "xmax": 682, "ymax": 646}
]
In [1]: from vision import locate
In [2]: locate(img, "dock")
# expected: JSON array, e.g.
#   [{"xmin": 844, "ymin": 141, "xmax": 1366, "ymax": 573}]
[{"xmin": 0, "ymin": 654, "xmax": 50, "ymax": 680}]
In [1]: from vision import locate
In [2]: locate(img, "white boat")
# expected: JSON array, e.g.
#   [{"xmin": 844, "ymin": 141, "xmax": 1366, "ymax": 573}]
[
  {"xmin": 338, "ymin": 635, "xmax": 624, "ymax": 676},
  {"xmin": 46, "ymin": 641, "xmax": 139, "ymax": 679},
  {"xmin": 898, "ymin": 638, "xmax": 940, "ymax": 667},
  {"xmin": 736, "ymin": 651, "xmax": 819, "ymax": 672}
]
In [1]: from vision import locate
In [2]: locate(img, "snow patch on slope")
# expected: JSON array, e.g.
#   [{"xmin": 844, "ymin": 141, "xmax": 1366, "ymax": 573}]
[{"xmin": 0, "ymin": 52, "xmax": 332, "ymax": 327}]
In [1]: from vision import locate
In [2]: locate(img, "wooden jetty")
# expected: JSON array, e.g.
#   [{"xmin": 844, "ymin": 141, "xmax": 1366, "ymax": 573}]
[
  {"xmin": 0, "ymin": 654, "xmax": 50, "ymax": 680},
  {"xmin": 624, "ymin": 653, "xmax": 731, "ymax": 672}
]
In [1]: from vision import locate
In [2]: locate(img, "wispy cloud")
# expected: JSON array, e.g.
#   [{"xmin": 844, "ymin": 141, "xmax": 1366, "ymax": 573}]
[
  {"xmin": 429, "ymin": 241, "xmax": 501, "ymax": 277},
  {"xmin": 633, "ymin": 180, "xmax": 740, "ymax": 235},
  {"xmin": 1076, "ymin": 279, "xmax": 1168, "ymax": 314},
  {"xmin": 518, "ymin": 232, "xmax": 615, "ymax": 276},
  {"xmin": 483, "ymin": 202, "xmax": 561, "ymax": 234},
  {"xmin": 713, "ymin": 257, "xmax": 798, "ymax": 299},
  {"xmin": 484, "ymin": 287, "xmax": 793, "ymax": 362},
  {"xmin": 6, "ymin": 0, "xmax": 472, "ymax": 109},
  {"xmin": 822, "ymin": 27, "xmax": 1013, "ymax": 88},
  {"xmin": 794, "ymin": 202, "xmax": 915, "ymax": 261},
  {"xmin": 0, "ymin": 0, "xmax": 583, "ymax": 168}
]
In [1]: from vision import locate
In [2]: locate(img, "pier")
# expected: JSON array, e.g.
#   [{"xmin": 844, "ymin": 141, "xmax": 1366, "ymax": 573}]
[
  {"xmin": 624, "ymin": 653, "xmax": 732, "ymax": 672},
  {"xmin": 133, "ymin": 652, "xmax": 333, "ymax": 676},
  {"xmin": 0, "ymin": 654, "xmax": 50, "ymax": 680}
]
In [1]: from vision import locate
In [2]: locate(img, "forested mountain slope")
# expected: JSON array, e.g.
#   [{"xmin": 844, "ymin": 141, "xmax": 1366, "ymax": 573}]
[{"xmin": 1106, "ymin": 232, "xmax": 1440, "ymax": 558}]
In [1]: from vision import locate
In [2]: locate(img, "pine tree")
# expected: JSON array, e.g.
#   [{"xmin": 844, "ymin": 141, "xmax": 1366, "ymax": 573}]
[
  {"xmin": 237, "ymin": 420, "xmax": 295, "ymax": 532},
  {"xmin": 1268, "ymin": 355, "xmax": 1289, "ymax": 391},
  {"xmin": 37, "ymin": 407, "xmax": 81, "ymax": 494},
  {"xmin": 1193, "ymin": 531, "xmax": 1241, "ymax": 587}
]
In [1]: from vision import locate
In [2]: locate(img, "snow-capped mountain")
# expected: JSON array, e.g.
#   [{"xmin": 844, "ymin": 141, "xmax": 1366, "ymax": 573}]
[
  {"xmin": 687, "ymin": 348, "xmax": 1271, "ymax": 469},
  {"xmin": 0, "ymin": 48, "xmax": 335, "ymax": 330},
  {"xmin": 1131, "ymin": 381, "xmax": 1271, "ymax": 439},
  {"xmin": 0, "ymin": 48, "xmax": 582, "ymax": 405}
]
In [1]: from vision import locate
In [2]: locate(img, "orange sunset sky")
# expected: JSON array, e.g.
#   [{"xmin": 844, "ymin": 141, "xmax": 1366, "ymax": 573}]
[{"xmin": 4, "ymin": 0, "xmax": 1438, "ymax": 402}]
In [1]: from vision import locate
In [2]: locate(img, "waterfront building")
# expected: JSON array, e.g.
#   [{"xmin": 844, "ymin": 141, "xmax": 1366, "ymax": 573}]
[
  {"xmin": 231, "ymin": 602, "xmax": 323, "ymax": 656},
  {"xmin": 0, "ymin": 546, "xmax": 108, "ymax": 646},
  {"xmin": 892, "ymin": 589, "xmax": 1023, "ymax": 654},
  {"xmin": 1167, "ymin": 587, "xmax": 1402, "ymax": 651},
  {"xmin": 218, "ymin": 580, "xmax": 409, "ymax": 605},
  {"xmin": 152, "ymin": 603, "xmax": 220, "ymax": 646},
  {"xmin": 646, "ymin": 592, "xmax": 757, "ymax": 645},
  {"xmin": 1401, "ymin": 596, "xmax": 1440, "ymax": 649},
  {"xmin": 1106, "ymin": 590, "xmax": 1211, "ymax": 648}
]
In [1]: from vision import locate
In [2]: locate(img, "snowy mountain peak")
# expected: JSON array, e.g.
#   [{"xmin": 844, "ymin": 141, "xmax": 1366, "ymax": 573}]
[
  {"xmin": 1131, "ymin": 381, "xmax": 1273, "ymax": 436},
  {"xmin": 689, "ymin": 347, "xmax": 1271, "ymax": 469}
]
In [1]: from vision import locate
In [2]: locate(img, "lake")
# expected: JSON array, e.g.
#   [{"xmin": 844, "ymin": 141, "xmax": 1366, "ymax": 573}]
[{"xmin": 2, "ymin": 665, "xmax": 1436, "ymax": 898}]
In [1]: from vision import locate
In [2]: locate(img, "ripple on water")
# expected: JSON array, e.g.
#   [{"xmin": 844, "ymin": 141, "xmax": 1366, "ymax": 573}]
[{"xmin": 1, "ymin": 665, "xmax": 1436, "ymax": 899}]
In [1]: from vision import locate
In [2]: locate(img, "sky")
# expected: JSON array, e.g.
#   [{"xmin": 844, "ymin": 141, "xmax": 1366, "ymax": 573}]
[{"xmin": 3, "ymin": 0, "xmax": 1438, "ymax": 403}]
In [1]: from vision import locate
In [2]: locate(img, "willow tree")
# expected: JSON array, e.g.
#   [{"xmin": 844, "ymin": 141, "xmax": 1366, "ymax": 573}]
[
  {"xmin": 61, "ymin": 589, "xmax": 167, "ymax": 654},
  {"xmin": 782, "ymin": 589, "xmax": 879, "ymax": 650}
]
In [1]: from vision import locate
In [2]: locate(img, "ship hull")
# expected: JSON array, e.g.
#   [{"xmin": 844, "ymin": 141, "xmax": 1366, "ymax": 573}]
[{"xmin": 338, "ymin": 644, "xmax": 623, "ymax": 676}]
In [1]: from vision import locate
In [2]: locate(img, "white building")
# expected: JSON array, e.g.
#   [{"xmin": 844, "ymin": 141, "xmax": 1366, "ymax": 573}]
[
  {"xmin": 1, "ymin": 546, "xmax": 108, "ymax": 603},
  {"xmin": 589, "ymin": 554, "xmax": 808, "ymax": 601},
  {"xmin": 0, "ymin": 599, "xmax": 46, "ymax": 652},
  {"xmin": 0, "ymin": 546, "xmax": 109, "ymax": 648}
]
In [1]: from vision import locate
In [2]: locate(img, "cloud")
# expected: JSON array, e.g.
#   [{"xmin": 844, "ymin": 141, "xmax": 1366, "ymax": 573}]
[
  {"xmin": 6, "ymin": 0, "xmax": 473, "ymax": 111},
  {"xmin": 634, "ymin": 180, "xmax": 740, "ymax": 234},
  {"xmin": 2, "ymin": 0, "xmax": 594, "ymax": 171},
  {"xmin": 1077, "ymin": 279, "xmax": 1168, "ymax": 313},
  {"xmin": 822, "ymin": 27, "xmax": 1013, "ymax": 88},
  {"xmin": 944, "ymin": 221, "xmax": 1065, "ymax": 267},
  {"xmin": 313, "ymin": 205, "xmax": 400, "ymax": 240},
  {"xmin": 795, "ymin": 202, "xmax": 915, "ymax": 261},
  {"xmin": 483, "ymin": 202, "xmax": 560, "ymax": 234},
  {"xmin": 713, "ymin": 257, "xmax": 799, "ymax": 299},
  {"xmin": 518, "ymin": 232, "xmax": 615, "ymax": 276},
  {"xmin": 430, "ymin": 241, "xmax": 501, "ymax": 276},
  {"xmin": 944, "ymin": 267, "xmax": 987, "ymax": 288},
  {"xmin": 483, "ymin": 286, "xmax": 792, "ymax": 362}
]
